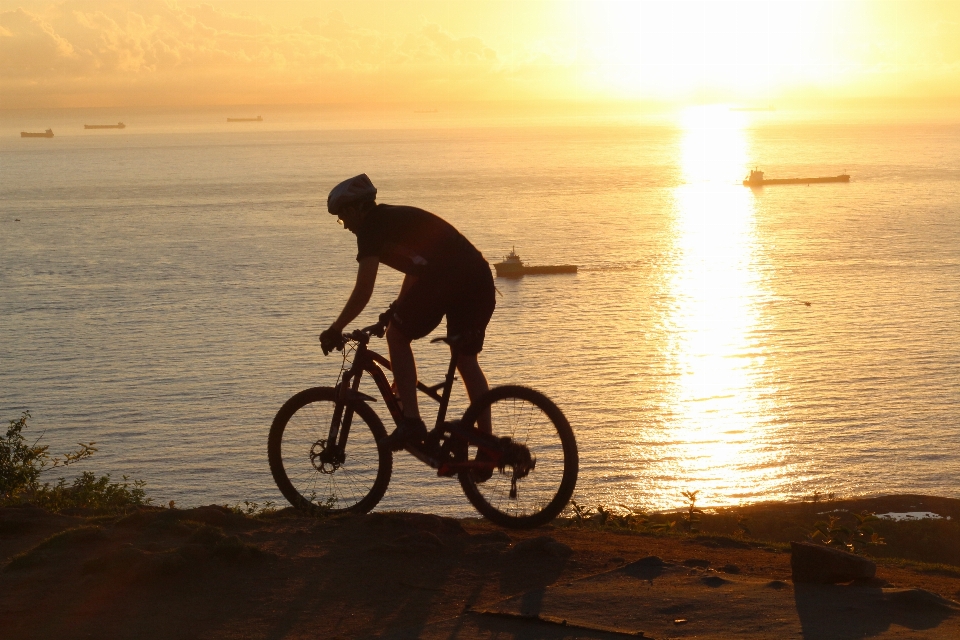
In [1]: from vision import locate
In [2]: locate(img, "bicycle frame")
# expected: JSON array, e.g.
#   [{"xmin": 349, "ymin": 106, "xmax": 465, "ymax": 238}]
[{"xmin": 326, "ymin": 329, "xmax": 505, "ymax": 476}]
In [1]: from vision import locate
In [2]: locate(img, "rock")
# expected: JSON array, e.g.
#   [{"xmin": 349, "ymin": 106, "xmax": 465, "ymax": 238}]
[
  {"xmin": 621, "ymin": 555, "xmax": 666, "ymax": 580},
  {"xmin": 790, "ymin": 541, "xmax": 876, "ymax": 584},
  {"xmin": 701, "ymin": 575, "xmax": 730, "ymax": 587}
]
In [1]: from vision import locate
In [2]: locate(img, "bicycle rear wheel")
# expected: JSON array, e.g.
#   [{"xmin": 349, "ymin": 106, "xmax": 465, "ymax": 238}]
[
  {"xmin": 458, "ymin": 385, "xmax": 578, "ymax": 529},
  {"xmin": 268, "ymin": 386, "xmax": 391, "ymax": 515}
]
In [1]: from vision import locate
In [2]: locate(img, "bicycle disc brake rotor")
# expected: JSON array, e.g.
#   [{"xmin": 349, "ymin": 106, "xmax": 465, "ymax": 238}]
[{"xmin": 309, "ymin": 439, "xmax": 343, "ymax": 474}]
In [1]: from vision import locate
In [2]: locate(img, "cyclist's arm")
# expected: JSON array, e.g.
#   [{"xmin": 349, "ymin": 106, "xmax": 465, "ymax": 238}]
[{"xmin": 328, "ymin": 256, "xmax": 379, "ymax": 333}]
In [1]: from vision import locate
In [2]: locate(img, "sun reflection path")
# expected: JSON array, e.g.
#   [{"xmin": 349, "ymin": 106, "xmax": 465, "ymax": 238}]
[{"xmin": 639, "ymin": 106, "xmax": 785, "ymax": 510}]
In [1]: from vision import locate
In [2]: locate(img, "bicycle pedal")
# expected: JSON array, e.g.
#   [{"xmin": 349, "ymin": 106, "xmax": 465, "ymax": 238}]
[{"xmin": 442, "ymin": 420, "xmax": 461, "ymax": 433}]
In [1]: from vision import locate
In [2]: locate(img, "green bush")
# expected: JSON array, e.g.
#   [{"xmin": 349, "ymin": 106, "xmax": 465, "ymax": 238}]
[
  {"xmin": 1, "ymin": 411, "xmax": 149, "ymax": 512},
  {"xmin": 1, "ymin": 411, "xmax": 48, "ymax": 496}
]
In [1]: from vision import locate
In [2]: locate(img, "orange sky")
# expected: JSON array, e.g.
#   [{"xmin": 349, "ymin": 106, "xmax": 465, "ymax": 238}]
[{"xmin": 2, "ymin": 0, "xmax": 958, "ymax": 109}]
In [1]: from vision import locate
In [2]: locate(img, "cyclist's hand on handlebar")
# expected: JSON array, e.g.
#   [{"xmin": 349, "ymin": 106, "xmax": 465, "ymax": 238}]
[
  {"xmin": 319, "ymin": 327, "xmax": 344, "ymax": 355},
  {"xmin": 374, "ymin": 307, "xmax": 394, "ymax": 337}
]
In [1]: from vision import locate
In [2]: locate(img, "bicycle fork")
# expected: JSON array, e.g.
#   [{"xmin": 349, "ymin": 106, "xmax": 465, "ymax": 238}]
[{"xmin": 322, "ymin": 370, "xmax": 376, "ymax": 470}]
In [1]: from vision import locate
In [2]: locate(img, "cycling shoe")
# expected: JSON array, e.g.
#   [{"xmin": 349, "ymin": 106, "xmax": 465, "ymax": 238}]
[{"xmin": 381, "ymin": 417, "xmax": 428, "ymax": 452}]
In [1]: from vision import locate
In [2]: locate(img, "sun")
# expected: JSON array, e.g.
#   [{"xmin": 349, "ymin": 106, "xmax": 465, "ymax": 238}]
[{"xmin": 572, "ymin": 0, "xmax": 852, "ymax": 101}]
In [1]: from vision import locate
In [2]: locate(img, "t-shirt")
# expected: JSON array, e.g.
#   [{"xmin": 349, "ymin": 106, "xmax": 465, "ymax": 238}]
[{"xmin": 355, "ymin": 204, "xmax": 483, "ymax": 277}]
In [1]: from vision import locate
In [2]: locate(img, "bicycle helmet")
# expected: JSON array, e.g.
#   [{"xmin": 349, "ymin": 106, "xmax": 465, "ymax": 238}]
[{"xmin": 327, "ymin": 174, "xmax": 377, "ymax": 215}]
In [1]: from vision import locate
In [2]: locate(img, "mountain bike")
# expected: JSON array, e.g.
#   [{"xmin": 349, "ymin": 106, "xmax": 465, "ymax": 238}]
[{"xmin": 268, "ymin": 321, "xmax": 578, "ymax": 529}]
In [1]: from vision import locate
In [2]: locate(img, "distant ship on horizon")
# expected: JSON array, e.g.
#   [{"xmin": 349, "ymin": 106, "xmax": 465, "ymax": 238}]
[
  {"xmin": 493, "ymin": 247, "xmax": 577, "ymax": 278},
  {"xmin": 744, "ymin": 168, "xmax": 850, "ymax": 186},
  {"xmin": 84, "ymin": 122, "xmax": 125, "ymax": 129},
  {"xmin": 227, "ymin": 116, "xmax": 263, "ymax": 122},
  {"xmin": 21, "ymin": 129, "xmax": 54, "ymax": 138}
]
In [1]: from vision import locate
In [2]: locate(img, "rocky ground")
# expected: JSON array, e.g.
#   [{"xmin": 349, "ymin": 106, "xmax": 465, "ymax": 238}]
[{"xmin": 1, "ymin": 496, "xmax": 959, "ymax": 639}]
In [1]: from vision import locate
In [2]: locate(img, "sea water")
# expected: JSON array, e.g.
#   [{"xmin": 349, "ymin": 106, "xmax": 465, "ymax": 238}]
[{"xmin": 2, "ymin": 107, "xmax": 958, "ymax": 514}]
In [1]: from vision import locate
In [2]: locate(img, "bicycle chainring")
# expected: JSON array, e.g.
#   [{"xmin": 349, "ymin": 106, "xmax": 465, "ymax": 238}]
[{"xmin": 437, "ymin": 426, "xmax": 468, "ymax": 466}]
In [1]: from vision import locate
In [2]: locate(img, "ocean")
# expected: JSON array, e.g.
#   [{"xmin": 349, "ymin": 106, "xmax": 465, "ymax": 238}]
[{"xmin": 2, "ymin": 105, "xmax": 958, "ymax": 515}]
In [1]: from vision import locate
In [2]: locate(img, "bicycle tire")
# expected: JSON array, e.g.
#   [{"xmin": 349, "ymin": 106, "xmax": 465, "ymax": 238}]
[
  {"xmin": 268, "ymin": 386, "xmax": 391, "ymax": 515},
  {"xmin": 458, "ymin": 385, "xmax": 578, "ymax": 529}
]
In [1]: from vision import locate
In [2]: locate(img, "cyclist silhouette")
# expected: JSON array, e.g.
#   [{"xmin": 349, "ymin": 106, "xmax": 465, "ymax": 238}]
[{"xmin": 320, "ymin": 174, "xmax": 496, "ymax": 451}]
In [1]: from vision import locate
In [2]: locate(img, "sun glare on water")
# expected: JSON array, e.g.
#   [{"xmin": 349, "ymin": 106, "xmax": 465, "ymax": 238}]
[{"xmin": 641, "ymin": 105, "xmax": 785, "ymax": 506}]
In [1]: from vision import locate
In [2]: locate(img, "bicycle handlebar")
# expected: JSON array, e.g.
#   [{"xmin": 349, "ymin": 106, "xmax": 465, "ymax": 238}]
[
  {"xmin": 348, "ymin": 319, "xmax": 387, "ymax": 342},
  {"xmin": 321, "ymin": 319, "xmax": 387, "ymax": 356}
]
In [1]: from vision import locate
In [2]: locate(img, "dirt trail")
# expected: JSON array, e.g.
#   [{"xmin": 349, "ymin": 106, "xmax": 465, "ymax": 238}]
[{"xmin": 1, "ymin": 503, "xmax": 958, "ymax": 639}]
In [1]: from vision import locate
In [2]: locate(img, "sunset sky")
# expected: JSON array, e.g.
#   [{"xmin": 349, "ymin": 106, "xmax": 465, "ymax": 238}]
[{"xmin": 2, "ymin": 0, "xmax": 958, "ymax": 108}]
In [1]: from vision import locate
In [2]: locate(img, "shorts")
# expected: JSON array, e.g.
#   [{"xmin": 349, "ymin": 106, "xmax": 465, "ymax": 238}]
[{"xmin": 389, "ymin": 258, "xmax": 496, "ymax": 355}]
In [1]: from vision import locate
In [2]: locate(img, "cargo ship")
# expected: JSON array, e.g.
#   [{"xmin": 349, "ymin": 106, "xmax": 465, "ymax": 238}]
[
  {"xmin": 84, "ymin": 122, "xmax": 125, "ymax": 129},
  {"xmin": 493, "ymin": 248, "xmax": 577, "ymax": 278},
  {"xmin": 227, "ymin": 116, "xmax": 263, "ymax": 122},
  {"xmin": 744, "ymin": 168, "xmax": 849, "ymax": 186},
  {"xmin": 21, "ymin": 129, "xmax": 54, "ymax": 138}
]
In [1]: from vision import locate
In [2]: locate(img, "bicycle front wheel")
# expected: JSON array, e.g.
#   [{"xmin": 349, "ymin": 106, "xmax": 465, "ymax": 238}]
[
  {"xmin": 458, "ymin": 385, "xmax": 578, "ymax": 529},
  {"xmin": 268, "ymin": 386, "xmax": 391, "ymax": 515}
]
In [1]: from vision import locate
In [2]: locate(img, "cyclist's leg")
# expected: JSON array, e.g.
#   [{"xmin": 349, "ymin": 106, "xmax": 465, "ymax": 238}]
[
  {"xmin": 385, "ymin": 324, "xmax": 420, "ymax": 419},
  {"xmin": 457, "ymin": 353, "xmax": 490, "ymax": 433},
  {"xmin": 386, "ymin": 273, "xmax": 447, "ymax": 421},
  {"xmin": 382, "ymin": 324, "xmax": 430, "ymax": 450},
  {"xmin": 448, "ymin": 258, "xmax": 496, "ymax": 434}
]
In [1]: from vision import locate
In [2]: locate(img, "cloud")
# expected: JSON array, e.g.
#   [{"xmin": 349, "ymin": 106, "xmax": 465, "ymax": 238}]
[
  {"xmin": 6, "ymin": 0, "xmax": 955, "ymax": 108},
  {"xmin": 408, "ymin": 23, "xmax": 497, "ymax": 64},
  {"xmin": 0, "ymin": 1, "xmax": 543, "ymax": 107},
  {"xmin": 0, "ymin": 8, "xmax": 79, "ymax": 77}
]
